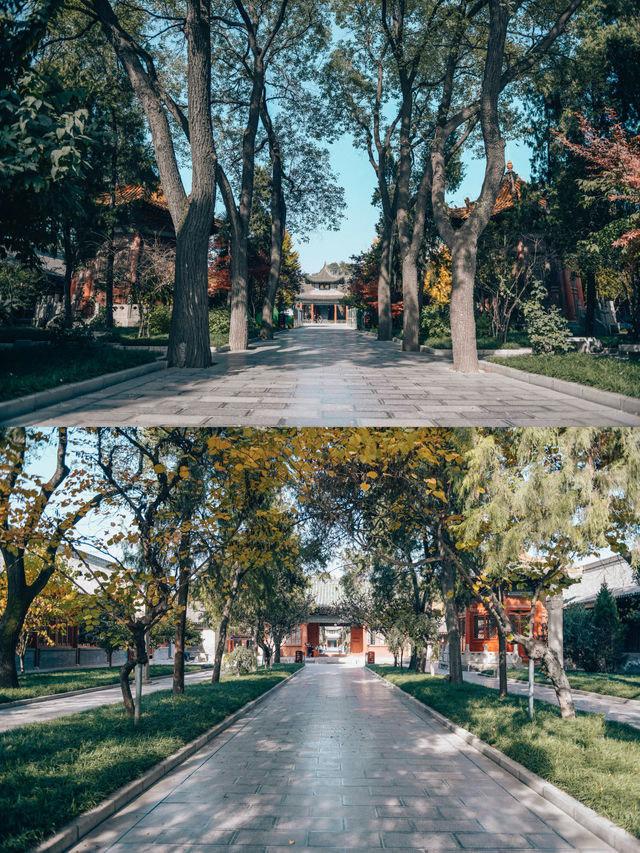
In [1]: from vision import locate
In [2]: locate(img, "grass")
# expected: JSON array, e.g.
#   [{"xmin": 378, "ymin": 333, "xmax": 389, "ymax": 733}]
[
  {"xmin": 423, "ymin": 331, "xmax": 530, "ymax": 350},
  {"xmin": 507, "ymin": 668, "xmax": 640, "ymax": 700},
  {"xmin": 488, "ymin": 352, "xmax": 640, "ymax": 398},
  {"xmin": 110, "ymin": 327, "xmax": 263, "ymax": 349},
  {"xmin": 0, "ymin": 664, "xmax": 300, "ymax": 853},
  {"xmin": 0, "ymin": 326, "xmax": 53, "ymax": 343},
  {"xmin": 0, "ymin": 344, "xmax": 158, "ymax": 402},
  {"xmin": 0, "ymin": 664, "xmax": 205, "ymax": 704},
  {"xmin": 370, "ymin": 665, "xmax": 640, "ymax": 839}
]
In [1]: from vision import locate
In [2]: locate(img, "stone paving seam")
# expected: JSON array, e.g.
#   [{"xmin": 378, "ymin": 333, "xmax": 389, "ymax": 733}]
[
  {"xmin": 0, "ymin": 668, "xmax": 213, "ymax": 710},
  {"xmin": 0, "ymin": 359, "xmax": 167, "ymax": 423},
  {"xmin": 28, "ymin": 667, "xmax": 304, "ymax": 853},
  {"xmin": 367, "ymin": 667, "xmax": 640, "ymax": 853}
]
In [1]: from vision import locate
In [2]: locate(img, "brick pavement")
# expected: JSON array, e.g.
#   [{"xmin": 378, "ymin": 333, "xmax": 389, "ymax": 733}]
[
  {"xmin": 68, "ymin": 663, "xmax": 615, "ymax": 852},
  {"xmin": 8, "ymin": 327, "xmax": 640, "ymax": 427}
]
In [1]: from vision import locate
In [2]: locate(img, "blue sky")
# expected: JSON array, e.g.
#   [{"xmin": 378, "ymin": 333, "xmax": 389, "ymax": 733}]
[{"xmin": 295, "ymin": 135, "xmax": 534, "ymax": 274}]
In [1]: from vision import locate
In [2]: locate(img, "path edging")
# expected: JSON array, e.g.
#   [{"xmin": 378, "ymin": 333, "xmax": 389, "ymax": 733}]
[
  {"xmin": 0, "ymin": 668, "xmax": 213, "ymax": 710},
  {"xmin": 481, "ymin": 359, "xmax": 640, "ymax": 415},
  {"xmin": 29, "ymin": 666, "xmax": 303, "ymax": 853},
  {"xmin": 368, "ymin": 667, "xmax": 640, "ymax": 853},
  {"xmin": 0, "ymin": 359, "xmax": 167, "ymax": 422}
]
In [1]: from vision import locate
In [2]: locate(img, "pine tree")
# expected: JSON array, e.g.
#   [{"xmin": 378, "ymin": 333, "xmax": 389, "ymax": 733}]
[{"xmin": 593, "ymin": 581, "xmax": 626, "ymax": 672}]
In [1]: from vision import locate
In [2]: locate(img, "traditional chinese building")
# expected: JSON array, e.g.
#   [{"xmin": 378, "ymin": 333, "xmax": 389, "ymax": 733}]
[
  {"xmin": 296, "ymin": 263, "xmax": 354, "ymax": 325},
  {"xmin": 227, "ymin": 577, "xmax": 401, "ymax": 663}
]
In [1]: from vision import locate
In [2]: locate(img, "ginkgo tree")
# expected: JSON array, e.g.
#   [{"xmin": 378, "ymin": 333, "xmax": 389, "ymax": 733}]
[{"xmin": 0, "ymin": 428, "xmax": 111, "ymax": 689}]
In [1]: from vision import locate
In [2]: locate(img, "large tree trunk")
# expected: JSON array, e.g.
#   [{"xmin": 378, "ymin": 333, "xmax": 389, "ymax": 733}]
[
  {"xmin": 260, "ymin": 107, "xmax": 285, "ymax": 341},
  {"xmin": 377, "ymin": 222, "xmax": 394, "ymax": 341},
  {"xmin": 440, "ymin": 559, "xmax": 463, "ymax": 685},
  {"xmin": 450, "ymin": 240, "xmax": 480, "ymax": 373},
  {"xmin": 173, "ymin": 576, "xmax": 189, "ymax": 695},
  {"xmin": 211, "ymin": 568, "xmax": 243, "ymax": 683},
  {"xmin": 63, "ymin": 226, "xmax": 74, "ymax": 329},
  {"xmin": 104, "ymin": 227, "xmax": 115, "ymax": 330},
  {"xmin": 584, "ymin": 269, "xmax": 596, "ymax": 336},
  {"xmin": 274, "ymin": 642, "xmax": 281, "ymax": 664},
  {"xmin": 119, "ymin": 627, "xmax": 148, "ymax": 717},
  {"xmin": 401, "ymin": 252, "xmax": 420, "ymax": 351},
  {"xmin": 228, "ymin": 231, "xmax": 249, "ymax": 351},
  {"xmin": 167, "ymin": 205, "xmax": 213, "ymax": 368},
  {"xmin": 519, "ymin": 636, "xmax": 574, "ymax": 719}
]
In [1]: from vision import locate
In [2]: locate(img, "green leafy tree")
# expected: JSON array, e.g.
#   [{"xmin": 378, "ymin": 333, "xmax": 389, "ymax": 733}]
[{"xmin": 593, "ymin": 581, "xmax": 626, "ymax": 672}]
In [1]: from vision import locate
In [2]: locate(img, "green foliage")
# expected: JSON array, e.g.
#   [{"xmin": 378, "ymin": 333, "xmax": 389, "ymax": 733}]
[
  {"xmin": 593, "ymin": 582, "xmax": 626, "ymax": 672},
  {"xmin": 149, "ymin": 616, "xmax": 201, "ymax": 650},
  {"xmin": 0, "ymin": 260, "xmax": 47, "ymax": 321},
  {"xmin": 0, "ymin": 344, "xmax": 156, "ymax": 402},
  {"xmin": 522, "ymin": 281, "xmax": 572, "ymax": 354},
  {"xmin": 488, "ymin": 352, "xmax": 640, "ymax": 398},
  {"xmin": 563, "ymin": 605, "xmax": 600, "ymax": 671},
  {"xmin": 419, "ymin": 303, "xmax": 450, "ymax": 340},
  {"xmin": 79, "ymin": 612, "xmax": 129, "ymax": 664},
  {"xmin": 371, "ymin": 667, "xmax": 640, "ymax": 838},
  {"xmin": 223, "ymin": 645, "xmax": 257, "ymax": 676},
  {"xmin": 147, "ymin": 305, "xmax": 172, "ymax": 336},
  {"xmin": 0, "ymin": 668, "xmax": 297, "ymax": 852},
  {"xmin": 208, "ymin": 307, "xmax": 230, "ymax": 338}
]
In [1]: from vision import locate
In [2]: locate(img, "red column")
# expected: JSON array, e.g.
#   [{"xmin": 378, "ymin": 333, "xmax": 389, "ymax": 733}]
[
  {"xmin": 334, "ymin": 304, "xmax": 337, "ymax": 323},
  {"xmin": 311, "ymin": 304, "xmax": 315, "ymax": 322}
]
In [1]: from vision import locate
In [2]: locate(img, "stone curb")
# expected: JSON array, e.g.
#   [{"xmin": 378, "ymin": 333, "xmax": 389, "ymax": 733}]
[
  {"xmin": 30, "ymin": 666, "xmax": 303, "ymax": 853},
  {"xmin": 368, "ymin": 668, "xmax": 640, "ymax": 853},
  {"xmin": 481, "ymin": 359, "xmax": 640, "ymax": 416},
  {"xmin": 420, "ymin": 344, "xmax": 533, "ymax": 358},
  {"xmin": 0, "ymin": 668, "xmax": 213, "ymax": 710},
  {"xmin": 504, "ymin": 677, "xmax": 632, "ymax": 706},
  {"xmin": 0, "ymin": 359, "xmax": 167, "ymax": 423}
]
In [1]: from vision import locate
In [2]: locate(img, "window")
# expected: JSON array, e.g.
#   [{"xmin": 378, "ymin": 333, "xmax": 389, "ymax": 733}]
[
  {"xmin": 246, "ymin": 638, "xmax": 254, "ymax": 648},
  {"xmin": 367, "ymin": 630, "xmax": 384, "ymax": 645},
  {"xmin": 286, "ymin": 627, "xmax": 301, "ymax": 646},
  {"xmin": 473, "ymin": 615, "xmax": 497, "ymax": 640}
]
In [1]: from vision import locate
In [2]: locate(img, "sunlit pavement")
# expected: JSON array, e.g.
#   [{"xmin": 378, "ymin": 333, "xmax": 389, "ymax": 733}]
[
  {"xmin": 0, "ymin": 669, "xmax": 213, "ymax": 733},
  {"xmin": 8, "ymin": 327, "xmax": 640, "ymax": 426},
  {"xmin": 68, "ymin": 664, "xmax": 614, "ymax": 852}
]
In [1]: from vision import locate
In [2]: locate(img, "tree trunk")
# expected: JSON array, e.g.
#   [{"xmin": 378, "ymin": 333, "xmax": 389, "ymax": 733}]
[
  {"xmin": 516, "ymin": 635, "xmax": 574, "ymax": 718},
  {"xmin": 260, "ymin": 113, "xmax": 285, "ymax": 341},
  {"xmin": 173, "ymin": 578, "xmax": 189, "ymax": 695},
  {"xmin": 167, "ymin": 207, "xmax": 212, "ymax": 368},
  {"xmin": 107, "ymin": 650, "xmax": 113, "ymax": 668},
  {"xmin": 401, "ymin": 252, "xmax": 420, "ymax": 351},
  {"xmin": 450, "ymin": 240, "xmax": 480, "ymax": 372},
  {"xmin": 274, "ymin": 643, "xmax": 281, "ymax": 664},
  {"xmin": 0, "ymin": 558, "xmax": 51, "ymax": 688},
  {"xmin": 120, "ymin": 627, "xmax": 149, "ymax": 718},
  {"xmin": 378, "ymin": 222, "xmax": 394, "ymax": 341},
  {"xmin": 105, "ymin": 226, "xmax": 115, "ymax": 330},
  {"xmin": 440, "ymin": 559, "xmax": 463, "ymax": 685},
  {"xmin": 62, "ymin": 226, "xmax": 74, "ymax": 329},
  {"xmin": 211, "ymin": 570, "xmax": 242, "ymax": 684},
  {"xmin": 584, "ymin": 269, "xmax": 596, "ymax": 336},
  {"xmin": 228, "ymin": 231, "xmax": 249, "ymax": 351},
  {"xmin": 498, "ymin": 629, "xmax": 507, "ymax": 697}
]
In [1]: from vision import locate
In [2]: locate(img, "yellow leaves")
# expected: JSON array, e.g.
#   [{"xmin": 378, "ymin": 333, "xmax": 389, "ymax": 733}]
[
  {"xmin": 178, "ymin": 466, "xmax": 190, "ymax": 479},
  {"xmin": 445, "ymin": 590, "xmax": 454, "ymax": 599},
  {"xmin": 366, "ymin": 471, "xmax": 378, "ymax": 479},
  {"xmin": 153, "ymin": 464, "xmax": 166, "ymax": 475},
  {"xmin": 360, "ymin": 482, "xmax": 371, "ymax": 492}
]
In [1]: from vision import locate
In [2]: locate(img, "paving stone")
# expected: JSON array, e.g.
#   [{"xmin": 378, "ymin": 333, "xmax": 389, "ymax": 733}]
[
  {"xmin": 8, "ymin": 326, "xmax": 640, "ymax": 425},
  {"xmin": 65, "ymin": 665, "xmax": 617, "ymax": 853}
]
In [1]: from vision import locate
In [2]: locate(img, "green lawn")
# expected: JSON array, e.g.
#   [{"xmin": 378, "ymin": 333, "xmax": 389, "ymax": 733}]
[
  {"xmin": 0, "ymin": 665, "xmax": 300, "ymax": 853},
  {"xmin": 0, "ymin": 344, "xmax": 158, "ymax": 402},
  {"xmin": 423, "ymin": 331, "xmax": 530, "ymax": 350},
  {"xmin": 488, "ymin": 352, "xmax": 640, "ymax": 398},
  {"xmin": 507, "ymin": 668, "xmax": 640, "ymax": 700},
  {"xmin": 370, "ymin": 666, "xmax": 640, "ymax": 839},
  {"xmin": 0, "ymin": 326, "xmax": 53, "ymax": 343},
  {"xmin": 0, "ymin": 664, "xmax": 205, "ymax": 704},
  {"xmin": 110, "ymin": 327, "xmax": 262, "ymax": 349}
]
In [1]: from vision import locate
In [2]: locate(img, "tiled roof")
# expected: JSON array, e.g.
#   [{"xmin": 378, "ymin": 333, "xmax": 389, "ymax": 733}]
[
  {"xmin": 97, "ymin": 184, "xmax": 169, "ymax": 210},
  {"xmin": 298, "ymin": 288, "xmax": 347, "ymax": 304},
  {"xmin": 450, "ymin": 164, "xmax": 525, "ymax": 221},
  {"xmin": 563, "ymin": 554, "xmax": 639, "ymax": 605},
  {"xmin": 310, "ymin": 576, "xmax": 344, "ymax": 608},
  {"xmin": 306, "ymin": 262, "xmax": 345, "ymax": 283}
]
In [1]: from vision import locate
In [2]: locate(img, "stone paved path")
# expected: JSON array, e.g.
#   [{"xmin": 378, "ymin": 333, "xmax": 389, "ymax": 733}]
[
  {"xmin": 0, "ymin": 669, "xmax": 212, "ymax": 733},
  {"xmin": 9, "ymin": 327, "xmax": 640, "ymax": 427},
  {"xmin": 68, "ymin": 663, "xmax": 615, "ymax": 852},
  {"xmin": 461, "ymin": 670, "xmax": 640, "ymax": 730}
]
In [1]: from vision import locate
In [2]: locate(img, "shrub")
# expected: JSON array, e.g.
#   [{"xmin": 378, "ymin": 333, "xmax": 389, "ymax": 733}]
[
  {"xmin": 47, "ymin": 316, "xmax": 95, "ymax": 347},
  {"xmin": 209, "ymin": 307, "xmax": 231, "ymax": 337},
  {"xmin": 522, "ymin": 281, "xmax": 572, "ymax": 354},
  {"xmin": 420, "ymin": 303, "xmax": 450, "ymax": 339},
  {"xmin": 593, "ymin": 581, "xmax": 626, "ymax": 672},
  {"xmin": 147, "ymin": 305, "xmax": 172, "ymax": 335},
  {"xmin": 88, "ymin": 306, "xmax": 108, "ymax": 330},
  {"xmin": 563, "ymin": 604, "xmax": 600, "ymax": 671},
  {"xmin": 224, "ymin": 645, "xmax": 257, "ymax": 676},
  {"xmin": 475, "ymin": 313, "xmax": 493, "ymax": 337}
]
